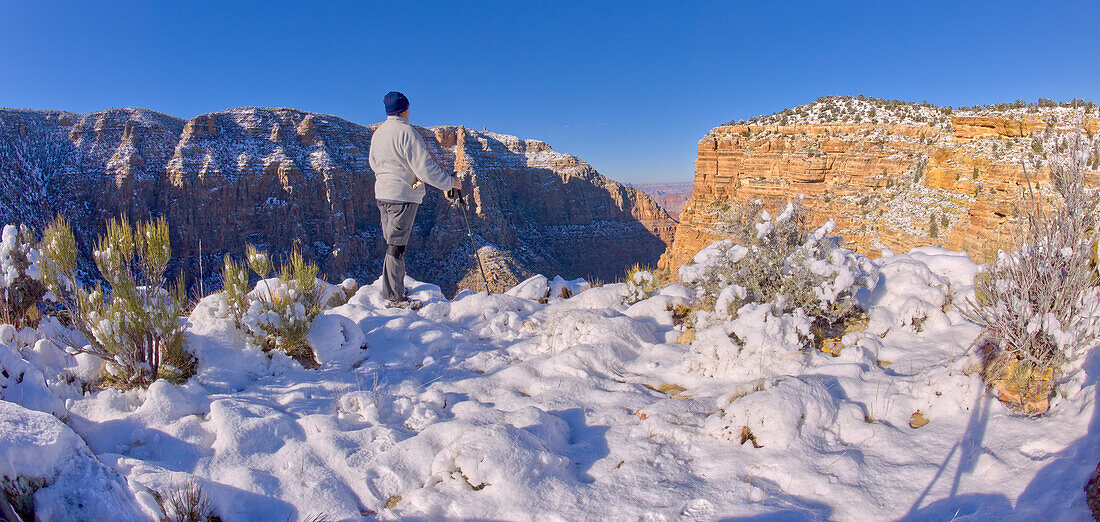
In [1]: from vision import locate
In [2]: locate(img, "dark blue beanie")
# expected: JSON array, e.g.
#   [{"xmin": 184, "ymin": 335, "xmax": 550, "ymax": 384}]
[{"xmin": 384, "ymin": 91, "xmax": 410, "ymax": 116}]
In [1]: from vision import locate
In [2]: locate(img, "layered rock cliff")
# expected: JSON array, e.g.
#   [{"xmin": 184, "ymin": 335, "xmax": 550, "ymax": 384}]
[
  {"xmin": 659, "ymin": 97, "xmax": 1100, "ymax": 274},
  {"xmin": 0, "ymin": 107, "xmax": 675, "ymax": 294}
]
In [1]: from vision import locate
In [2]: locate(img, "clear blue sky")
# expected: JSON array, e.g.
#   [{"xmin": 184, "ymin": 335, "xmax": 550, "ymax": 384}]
[{"xmin": 3, "ymin": 1, "xmax": 1099, "ymax": 183}]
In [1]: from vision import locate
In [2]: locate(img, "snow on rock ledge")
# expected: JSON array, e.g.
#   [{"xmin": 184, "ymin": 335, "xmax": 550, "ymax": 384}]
[
  {"xmin": 0, "ymin": 342, "xmax": 66, "ymax": 418},
  {"xmin": 0, "ymin": 401, "xmax": 145, "ymax": 520}
]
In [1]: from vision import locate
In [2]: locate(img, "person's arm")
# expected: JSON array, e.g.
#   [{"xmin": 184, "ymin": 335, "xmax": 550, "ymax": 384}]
[{"xmin": 404, "ymin": 128, "xmax": 455, "ymax": 192}]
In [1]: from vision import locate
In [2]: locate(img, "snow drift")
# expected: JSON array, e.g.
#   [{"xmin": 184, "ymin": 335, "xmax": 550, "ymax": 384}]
[{"xmin": 0, "ymin": 249, "xmax": 1098, "ymax": 519}]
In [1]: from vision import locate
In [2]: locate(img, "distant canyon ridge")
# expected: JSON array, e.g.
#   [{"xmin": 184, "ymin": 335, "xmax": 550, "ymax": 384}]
[
  {"xmin": 631, "ymin": 182, "xmax": 693, "ymax": 219},
  {"xmin": 659, "ymin": 96, "xmax": 1100, "ymax": 275},
  {"xmin": 0, "ymin": 107, "xmax": 675, "ymax": 295}
]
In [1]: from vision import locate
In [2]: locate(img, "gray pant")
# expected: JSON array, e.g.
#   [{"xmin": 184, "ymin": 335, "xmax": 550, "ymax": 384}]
[{"xmin": 378, "ymin": 201, "xmax": 418, "ymax": 301}]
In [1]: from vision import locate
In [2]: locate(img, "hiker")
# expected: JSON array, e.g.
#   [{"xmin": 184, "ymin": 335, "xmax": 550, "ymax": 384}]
[{"xmin": 368, "ymin": 91, "xmax": 462, "ymax": 309}]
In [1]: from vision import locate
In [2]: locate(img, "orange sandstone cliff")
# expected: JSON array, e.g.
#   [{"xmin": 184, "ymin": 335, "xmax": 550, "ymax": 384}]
[{"xmin": 659, "ymin": 97, "xmax": 1100, "ymax": 274}]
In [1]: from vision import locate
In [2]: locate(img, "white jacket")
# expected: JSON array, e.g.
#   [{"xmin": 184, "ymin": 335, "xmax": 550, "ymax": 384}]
[{"xmin": 369, "ymin": 115, "xmax": 454, "ymax": 204}]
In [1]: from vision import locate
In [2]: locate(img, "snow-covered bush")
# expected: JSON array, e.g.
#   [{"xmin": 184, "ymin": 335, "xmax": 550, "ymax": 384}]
[
  {"xmin": 39, "ymin": 215, "xmax": 194, "ymax": 389},
  {"xmin": 221, "ymin": 245, "xmax": 325, "ymax": 367},
  {"xmin": 681, "ymin": 199, "xmax": 878, "ymax": 345},
  {"xmin": 623, "ymin": 264, "xmax": 658, "ymax": 305},
  {"xmin": 686, "ymin": 199, "xmax": 805, "ymax": 313},
  {"xmin": 683, "ymin": 302, "xmax": 813, "ymax": 379},
  {"xmin": 963, "ymin": 133, "xmax": 1100, "ymax": 414},
  {"xmin": 0, "ymin": 224, "xmax": 46, "ymax": 327}
]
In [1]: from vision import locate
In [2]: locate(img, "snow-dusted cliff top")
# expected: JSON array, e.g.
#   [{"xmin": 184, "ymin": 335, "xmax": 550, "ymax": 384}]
[{"xmin": 730, "ymin": 95, "xmax": 1099, "ymax": 128}]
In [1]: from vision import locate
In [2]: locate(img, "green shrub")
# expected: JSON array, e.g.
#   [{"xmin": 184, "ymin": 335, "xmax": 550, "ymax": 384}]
[
  {"xmin": 39, "ymin": 215, "xmax": 194, "ymax": 389},
  {"xmin": 623, "ymin": 263, "xmax": 658, "ymax": 304},
  {"xmin": 222, "ymin": 245, "xmax": 324, "ymax": 367},
  {"xmin": 221, "ymin": 254, "xmax": 249, "ymax": 321},
  {"xmin": 160, "ymin": 479, "xmax": 219, "ymax": 522}
]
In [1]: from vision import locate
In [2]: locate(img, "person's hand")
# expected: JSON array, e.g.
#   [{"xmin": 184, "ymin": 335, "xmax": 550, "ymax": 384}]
[{"xmin": 452, "ymin": 176, "xmax": 464, "ymax": 193}]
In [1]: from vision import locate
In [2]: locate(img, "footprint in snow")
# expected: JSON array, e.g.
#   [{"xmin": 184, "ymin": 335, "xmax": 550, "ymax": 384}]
[{"xmin": 680, "ymin": 498, "xmax": 715, "ymax": 519}]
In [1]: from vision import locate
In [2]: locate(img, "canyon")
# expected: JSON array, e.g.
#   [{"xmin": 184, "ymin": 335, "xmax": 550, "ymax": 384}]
[
  {"xmin": 5, "ymin": 98, "xmax": 1098, "ymax": 296},
  {"xmin": 632, "ymin": 181, "xmax": 693, "ymax": 219},
  {"xmin": 0, "ymin": 107, "xmax": 675, "ymax": 295},
  {"xmin": 659, "ymin": 97, "xmax": 1100, "ymax": 275}
]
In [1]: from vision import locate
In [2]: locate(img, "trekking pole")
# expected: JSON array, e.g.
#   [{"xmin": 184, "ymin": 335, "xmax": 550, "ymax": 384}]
[{"xmin": 448, "ymin": 187, "xmax": 492, "ymax": 294}]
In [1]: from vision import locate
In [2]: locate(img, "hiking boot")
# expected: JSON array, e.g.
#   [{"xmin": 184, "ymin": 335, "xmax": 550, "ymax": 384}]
[{"xmin": 385, "ymin": 298, "xmax": 423, "ymax": 310}]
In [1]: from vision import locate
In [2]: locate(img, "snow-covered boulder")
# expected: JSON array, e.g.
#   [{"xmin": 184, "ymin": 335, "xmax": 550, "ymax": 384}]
[
  {"xmin": 0, "ymin": 342, "xmax": 65, "ymax": 418},
  {"xmin": 306, "ymin": 312, "xmax": 367, "ymax": 369},
  {"xmin": 867, "ymin": 252, "xmax": 957, "ymax": 336},
  {"xmin": 684, "ymin": 302, "xmax": 812, "ymax": 380},
  {"xmin": 506, "ymin": 275, "xmax": 549, "ymax": 301},
  {"xmin": 704, "ymin": 377, "xmax": 839, "ymax": 450},
  {"xmin": 502, "ymin": 274, "xmax": 590, "ymax": 302},
  {"xmin": 0, "ymin": 401, "xmax": 145, "ymax": 520},
  {"xmin": 548, "ymin": 275, "xmax": 589, "ymax": 299},
  {"xmin": 624, "ymin": 284, "xmax": 693, "ymax": 329},
  {"xmin": 185, "ymin": 295, "xmax": 269, "ymax": 388}
]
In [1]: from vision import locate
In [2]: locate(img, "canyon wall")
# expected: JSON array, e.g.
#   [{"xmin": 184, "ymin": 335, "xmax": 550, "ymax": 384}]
[
  {"xmin": 0, "ymin": 107, "xmax": 675, "ymax": 295},
  {"xmin": 659, "ymin": 101, "xmax": 1100, "ymax": 274}
]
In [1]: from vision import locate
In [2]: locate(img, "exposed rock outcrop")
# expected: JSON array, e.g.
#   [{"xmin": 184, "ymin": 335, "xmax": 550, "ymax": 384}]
[
  {"xmin": 660, "ymin": 98, "xmax": 1100, "ymax": 274},
  {"xmin": 0, "ymin": 107, "xmax": 675, "ymax": 295}
]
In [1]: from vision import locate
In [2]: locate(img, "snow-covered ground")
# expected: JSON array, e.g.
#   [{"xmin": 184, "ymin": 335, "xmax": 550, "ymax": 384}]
[{"xmin": 2, "ymin": 249, "xmax": 1099, "ymax": 520}]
